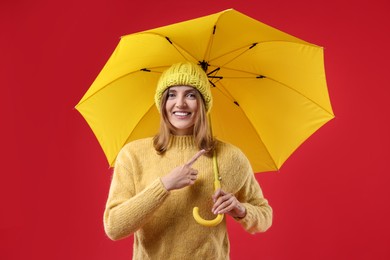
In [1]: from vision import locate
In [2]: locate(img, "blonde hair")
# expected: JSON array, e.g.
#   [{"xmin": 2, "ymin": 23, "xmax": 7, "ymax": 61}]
[{"xmin": 153, "ymin": 88, "xmax": 215, "ymax": 155}]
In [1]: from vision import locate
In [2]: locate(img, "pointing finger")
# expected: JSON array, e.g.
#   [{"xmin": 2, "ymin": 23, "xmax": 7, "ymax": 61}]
[{"xmin": 185, "ymin": 149, "xmax": 206, "ymax": 167}]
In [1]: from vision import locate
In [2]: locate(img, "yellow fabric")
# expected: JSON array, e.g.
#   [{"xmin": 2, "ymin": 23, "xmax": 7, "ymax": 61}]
[
  {"xmin": 75, "ymin": 9, "xmax": 334, "ymax": 171},
  {"xmin": 103, "ymin": 135, "xmax": 272, "ymax": 259},
  {"xmin": 155, "ymin": 61, "xmax": 212, "ymax": 112}
]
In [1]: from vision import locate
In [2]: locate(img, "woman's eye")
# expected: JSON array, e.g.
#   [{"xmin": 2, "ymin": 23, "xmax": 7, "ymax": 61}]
[
  {"xmin": 168, "ymin": 93, "xmax": 176, "ymax": 98},
  {"xmin": 187, "ymin": 93, "xmax": 196, "ymax": 98}
]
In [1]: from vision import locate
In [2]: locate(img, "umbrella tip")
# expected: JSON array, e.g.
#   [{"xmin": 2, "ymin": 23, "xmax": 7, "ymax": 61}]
[{"xmin": 198, "ymin": 60, "xmax": 209, "ymax": 72}]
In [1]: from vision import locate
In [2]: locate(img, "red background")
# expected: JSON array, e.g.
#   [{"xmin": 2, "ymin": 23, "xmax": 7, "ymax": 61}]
[{"xmin": 1, "ymin": 0, "xmax": 389, "ymax": 259}]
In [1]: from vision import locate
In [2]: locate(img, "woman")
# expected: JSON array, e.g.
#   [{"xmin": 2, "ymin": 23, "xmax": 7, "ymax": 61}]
[{"xmin": 103, "ymin": 62, "xmax": 272, "ymax": 259}]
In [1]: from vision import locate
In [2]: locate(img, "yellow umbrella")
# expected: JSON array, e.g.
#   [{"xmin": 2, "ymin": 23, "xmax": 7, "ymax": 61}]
[{"xmin": 75, "ymin": 9, "xmax": 334, "ymax": 225}]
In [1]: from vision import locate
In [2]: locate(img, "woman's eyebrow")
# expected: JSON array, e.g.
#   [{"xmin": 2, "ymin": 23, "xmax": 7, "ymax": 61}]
[{"xmin": 168, "ymin": 89, "xmax": 196, "ymax": 93}]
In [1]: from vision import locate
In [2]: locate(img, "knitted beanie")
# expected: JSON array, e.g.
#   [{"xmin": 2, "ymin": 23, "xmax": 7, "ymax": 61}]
[{"xmin": 155, "ymin": 62, "xmax": 212, "ymax": 113}]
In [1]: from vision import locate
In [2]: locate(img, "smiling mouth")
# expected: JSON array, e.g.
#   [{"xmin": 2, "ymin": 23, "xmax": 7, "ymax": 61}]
[{"xmin": 173, "ymin": 112, "xmax": 191, "ymax": 116}]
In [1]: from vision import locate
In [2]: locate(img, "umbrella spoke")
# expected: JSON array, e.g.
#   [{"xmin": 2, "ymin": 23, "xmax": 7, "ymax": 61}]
[
  {"xmin": 211, "ymin": 81, "xmax": 278, "ymax": 170},
  {"xmin": 139, "ymin": 32, "xmax": 200, "ymax": 63},
  {"xmin": 209, "ymin": 43, "xmax": 259, "ymax": 67},
  {"xmin": 203, "ymin": 25, "xmax": 217, "ymax": 63},
  {"xmin": 162, "ymin": 36, "xmax": 199, "ymax": 62},
  {"xmin": 212, "ymin": 81, "xmax": 236, "ymax": 104}
]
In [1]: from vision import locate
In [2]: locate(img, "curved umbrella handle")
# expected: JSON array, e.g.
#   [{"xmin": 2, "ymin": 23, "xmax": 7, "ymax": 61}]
[
  {"xmin": 193, "ymin": 147, "xmax": 224, "ymax": 227},
  {"xmin": 193, "ymin": 207, "xmax": 224, "ymax": 227}
]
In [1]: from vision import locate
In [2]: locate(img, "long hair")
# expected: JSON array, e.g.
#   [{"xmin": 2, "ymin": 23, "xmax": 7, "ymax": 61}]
[{"xmin": 153, "ymin": 88, "xmax": 215, "ymax": 155}]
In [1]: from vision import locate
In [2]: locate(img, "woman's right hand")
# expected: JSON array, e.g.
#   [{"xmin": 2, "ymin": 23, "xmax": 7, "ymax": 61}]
[{"xmin": 161, "ymin": 150, "xmax": 206, "ymax": 191}]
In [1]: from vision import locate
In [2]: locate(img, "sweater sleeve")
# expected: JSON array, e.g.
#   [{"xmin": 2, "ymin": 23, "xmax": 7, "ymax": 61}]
[
  {"xmin": 233, "ymin": 152, "xmax": 273, "ymax": 234},
  {"xmin": 103, "ymin": 149, "xmax": 170, "ymax": 241}
]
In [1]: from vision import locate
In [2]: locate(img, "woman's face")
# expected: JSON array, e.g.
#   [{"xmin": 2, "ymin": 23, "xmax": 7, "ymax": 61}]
[{"xmin": 165, "ymin": 86, "xmax": 198, "ymax": 135}]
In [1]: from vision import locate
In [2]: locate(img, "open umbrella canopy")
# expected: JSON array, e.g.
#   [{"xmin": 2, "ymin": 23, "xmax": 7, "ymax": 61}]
[{"xmin": 75, "ymin": 8, "xmax": 334, "ymax": 173}]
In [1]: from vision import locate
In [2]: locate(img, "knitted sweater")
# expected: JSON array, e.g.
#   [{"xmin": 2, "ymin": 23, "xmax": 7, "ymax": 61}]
[{"xmin": 103, "ymin": 135, "xmax": 272, "ymax": 259}]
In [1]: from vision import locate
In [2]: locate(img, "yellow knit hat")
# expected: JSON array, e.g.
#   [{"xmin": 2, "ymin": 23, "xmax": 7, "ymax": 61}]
[{"xmin": 155, "ymin": 61, "xmax": 212, "ymax": 113}]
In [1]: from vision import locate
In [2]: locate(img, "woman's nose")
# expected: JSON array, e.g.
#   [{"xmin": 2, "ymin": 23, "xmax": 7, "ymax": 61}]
[{"xmin": 175, "ymin": 95, "xmax": 186, "ymax": 108}]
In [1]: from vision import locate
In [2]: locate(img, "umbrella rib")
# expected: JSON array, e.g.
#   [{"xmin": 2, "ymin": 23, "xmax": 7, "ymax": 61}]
[
  {"xmin": 206, "ymin": 40, "xmax": 333, "ymax": 116},
  {"xmin": 203, "ymin": 25, "xmax": 216, "ymax": 62},
  {"xmin": 270, "ymin": 78, "xmax": 334, "ymax": 117},
  {"xmin": 214, "ymin": 81, "xmax": 279, "ymax": 170},
  {"xmin": 139, "ymin": 32, "xmax": 200, "ymax": 62},
  {"xmin": 164, "ymin": 36, "xmax": 199, "ymax": 62},
  {"xmin": 76, "ymin": 69, "xmax": 161, "ymax": 107},
  {"xmin": 209, "ymin": 40, "xmax": 318, "ymax": 64},
  {"xmin": 209, "ymin": 43, "xmax": 258, "ymax": 68},
  {"xmin": 118, "ymin": 102, "xmax": 157, "ymax": 161},
  {"xmin": 210, "ymin": 65, "xmax": 333, "ymax": 116},
  {"xmin": 77, "ymin": 65, "xmax": 175, "ymax": 107}
]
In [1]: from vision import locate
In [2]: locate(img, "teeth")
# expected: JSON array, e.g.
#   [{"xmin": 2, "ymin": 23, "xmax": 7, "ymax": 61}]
[{"xmin": 174, "ymin": 112, "xmax": 190, "ymax": 116}]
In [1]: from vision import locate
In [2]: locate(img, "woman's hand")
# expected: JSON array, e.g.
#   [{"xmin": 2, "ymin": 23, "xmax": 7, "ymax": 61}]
[
  {"xmin": 161, "ymin": 150, "xmax": 206, "ymax": 191},
  {"xmin": 212, "ymin": 189, "xmax": 246, "ymax": 219}
]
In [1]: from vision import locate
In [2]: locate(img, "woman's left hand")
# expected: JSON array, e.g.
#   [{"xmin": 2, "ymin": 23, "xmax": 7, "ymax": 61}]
[{"xmin": 211, "ymin": 189, "xmax": 246, "ymax": 219}]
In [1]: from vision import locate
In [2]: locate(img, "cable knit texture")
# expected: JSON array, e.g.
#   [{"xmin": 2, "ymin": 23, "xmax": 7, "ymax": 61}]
[{"xmin": 104, "ymin": 135, "xmax": 272, "ymax": 259}]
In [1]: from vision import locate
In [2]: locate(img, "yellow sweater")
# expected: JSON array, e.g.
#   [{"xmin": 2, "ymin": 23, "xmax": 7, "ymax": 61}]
[{"xmin": 104, "ymin": 135, "xmax": 272, "ymax": 259}]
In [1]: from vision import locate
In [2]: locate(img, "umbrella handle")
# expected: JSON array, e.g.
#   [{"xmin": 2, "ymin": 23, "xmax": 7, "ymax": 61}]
[
  {"xmin": 193, "ymin": 207, "xmax": 224, "ymax": 227},
  {"xmin": 192, "ymin": 151, "xmax": 224, "ymax": 227}
]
